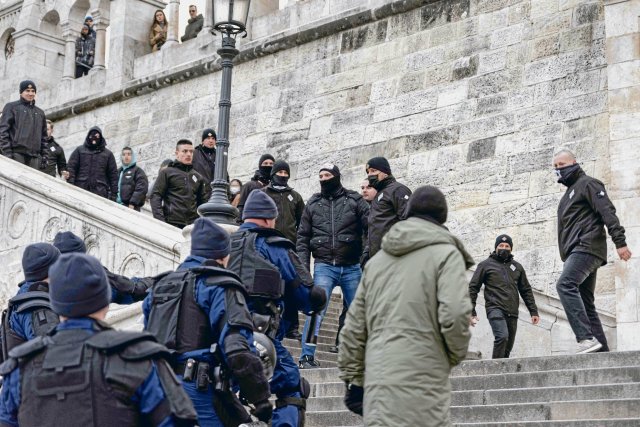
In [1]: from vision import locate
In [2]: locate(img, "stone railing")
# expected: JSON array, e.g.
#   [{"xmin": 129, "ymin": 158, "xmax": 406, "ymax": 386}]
[{"xmin": 0, "ymin": 155, "xmax": 184, "ymax": 322}]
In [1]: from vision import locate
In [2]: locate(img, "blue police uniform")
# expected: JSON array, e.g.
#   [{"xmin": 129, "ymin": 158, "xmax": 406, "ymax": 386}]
[
  {"xmin": 0, "ymin": 318, "xmax": 183, "ymax": 427},
  {"xmin": 143, "ymin": 255, "xmax": 256, "ymax": 427},
  {"xmin": 238, "ymin": 222, "xmax": 315, "ymax": 427}
]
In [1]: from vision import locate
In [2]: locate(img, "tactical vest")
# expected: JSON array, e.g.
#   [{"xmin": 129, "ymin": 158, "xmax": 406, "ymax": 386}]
[
  {"xmin": 2, "ymin": 325, "xmax": 174, "ymax": 427},
  {"xmin": 227, "ymin": 227, "xmax": 291, "ymax": 300},
  {"xmin": 0, "ymin": 282, "xmax": 59, "ymax": 362},
  {"xmin": 146, "ymin": 266, "xmax": 247, "ymax": 354}
]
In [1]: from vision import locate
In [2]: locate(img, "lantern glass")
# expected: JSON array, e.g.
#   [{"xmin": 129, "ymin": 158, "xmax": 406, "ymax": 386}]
[{"xmin": 213, "ymin": 0, "xmax": 251, "ymax": 33}]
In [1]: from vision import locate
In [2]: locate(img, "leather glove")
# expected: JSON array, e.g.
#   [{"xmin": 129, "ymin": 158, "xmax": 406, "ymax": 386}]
[
  {"xmin": 309, "ymin": 285, "xmax": 327, "ymax": 313},
  {"xmin": 251, "ymin": 400, "xmax": 273, "ymax": 423},
  {"xmin": 344, "ymin": 383, "xmax": 363, "ymax": 416}
]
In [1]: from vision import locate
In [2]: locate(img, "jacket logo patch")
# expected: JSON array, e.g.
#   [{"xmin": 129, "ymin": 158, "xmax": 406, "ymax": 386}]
[
  {"xmin": 50, "ymin": 147, "xmax": 56, "ymax": 152},
  {"xmin": 597, "ymin": 190, "xmax": 605, "ymax": 198},
  {"xmin": 404, "ymin": 195, "xmax": 409, "ymax": 200},
  {"xmin": 287, "ymin": 194, "xmax": 294, "ymax": 202},
  {"xmin": 377, "ymin": 193, "xmax": 384, "ymax": 201},
  {"xmin": 510, "ymin": 264, "xmax": 516, "ymax": 271},
  {"xmin": 192, "ymin": 175, "xmax": 198, "ymax": 183},
  {"xmin": 569, "ymin": 189, "xmax": 575, "ymax": 199}
]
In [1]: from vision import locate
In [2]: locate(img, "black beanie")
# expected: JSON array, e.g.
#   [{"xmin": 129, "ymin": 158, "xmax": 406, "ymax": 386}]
[
  {"xmin": 202, "ymin": 128, "xmax": 216, "ymax": 141},
  {"xmin": 22, "ymin": 243, "xmax": 60, "ymax": 282},
  {"xmin": 271, "ymin": 160, "xmax": 290, "ymax": 177},
  {"xmin": 259, "ymin": 154, "xmax": 275, "ymax": 167},
  {"xmin": 319, "ymin": 163, "xmax": 340, "ymax": 177},
  {"xmin": 190, "ymin": 218, "xmax": 230, "ymax": 260},
  {"xmin": 242, "ymin": 189, "xmax": 278, "ymax": 220},
  {"xmin": 406, "ymin": 185, "xmax": 448, "ymax": 225},
  {"xmin": 366, "ymin": 157, "xmax": 391, "ymax": 175},
  {"xmin": 19, "ymin": 80, "xmax": 36, "ymax": 94},
  {"xmin": 49, "ymin": 254, "xmax": 111, "ymax": 318},
  {"xmin": 495, "ymin": 234, "xmax": 513, "ymax": 250},
  {"xmin": 53, "ymin": 231, "xmax": 87, "ymax": 254}
]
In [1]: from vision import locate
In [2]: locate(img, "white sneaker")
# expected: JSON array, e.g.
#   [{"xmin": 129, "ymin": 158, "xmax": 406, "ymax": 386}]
[{"xmin": 576, "ymin": 338, "xmax": 602, "ymax": 354}]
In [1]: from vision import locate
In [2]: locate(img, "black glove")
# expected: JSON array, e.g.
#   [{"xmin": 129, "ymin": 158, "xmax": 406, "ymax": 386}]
[
  {"xmin": 344, "ymin": 383, "xmax": 363, "ymax": 416},
  {"xmin": 251, "ymin": 400, "xmax": 273, "ymax": 423},
  {"xmin": 359, "ymin": 252, "xmax": 369, "ymax": 270},
  {"xmin": 309, "ymin": 285, "xmax": 327, "ymax": 313}
]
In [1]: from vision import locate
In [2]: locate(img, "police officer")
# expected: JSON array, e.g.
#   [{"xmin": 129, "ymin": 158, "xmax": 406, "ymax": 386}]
[
  {"xmin": 1, "ymin": 243, "xmax": 60, "ymax": 360},
  {"xmin": 228, "ymin": 190, "xmax": 327, "ymax": 427},
  {"xmin": 143, "ymin": 218, "xmax": 273, "ymax": 427},
  {"xmin": 469, "ymin": 234, "xmax": 539, "ymax": 359},
  {"xmin": 0, "ymin": 253, "xmax": 198, "ymax": 426},
  {"xmin": 53, "ymin": 231, "xmax": 151, "ymax": 304}
]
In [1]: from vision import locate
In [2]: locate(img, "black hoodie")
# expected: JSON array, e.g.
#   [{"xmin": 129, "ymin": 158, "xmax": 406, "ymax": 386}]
[{"xmin": 67, "ymin": 126, "xmax": 118, "ymax": 200}]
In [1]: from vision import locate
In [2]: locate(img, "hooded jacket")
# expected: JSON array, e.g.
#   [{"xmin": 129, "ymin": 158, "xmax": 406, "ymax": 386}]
[
  {"xmin": 0, "ymin": 97, "xmax": 48, "ymax": 158},
  {"xmin": 181, "ymin": 14, "xmax": 204, "ymax": 42},
  {"xmin": 150, "ymin": 161, "xmax": 211, "ymax": 227},
  {"xmin": 338, "ymin": 217, "xmax": 473, "ymax": 426},
  {"xmin": 67, "ymin": 127, "xmax": 118, "ymax": 200},
  {"xmin": 469, "ymin": 252, "xmax": 538, "ymax": 318},
  {"xmin": 117, "ymin": 150, "xmax": 149, "ymax": 209},
  {"xmin": 262, "ymin": 184, "xmax": 305, "ymax": 243}
]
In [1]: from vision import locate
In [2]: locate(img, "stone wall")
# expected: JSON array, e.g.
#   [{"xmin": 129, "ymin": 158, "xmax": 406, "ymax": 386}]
[{"xmin": 1, "ymin": 0, "xmax": 638, "ymax": 353}]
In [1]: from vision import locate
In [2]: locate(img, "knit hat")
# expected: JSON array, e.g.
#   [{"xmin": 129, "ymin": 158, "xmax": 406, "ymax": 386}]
[
  {"xmin": 319, "ymin": 163, "xmax": 340, "ymax": 177},
  {"xmin": 406, "ymin": 185, "xmax": 448, "ymax": 225},
  {"xmin": 53, "ymin": 231, "xmax": 87, "ymax": 254},
  {"xmin": 82, "ymin": 24, "xmax": 90, "ymax": 31},
  {"xmin": 22, "ymin": 243, "xmax": 61, "ymax": 282},
  {"xmin": 271, "ymin": 160, "xmax": 290, "ymax": 177},
  {"xmin": 366, "ymin": 157, "xmax": 391, "ymax": 175},
  {"xmin": 85, "ymin": 15, "xmax": 93, "ymax": 21},
  {"xmin": 495, "ymin": 234, "xmax": 513, "ymax": 250},
  {"xmin": 242, "ymin": 190, "xmax": 278, "ymax": 220},
  {"xmin": 49, "ymin": 254, "xmax": 111, "ymax": 318},
  {"xmin": 19, "ymin": 80, "xmax": 36, "ymax": 94},
  {"xmin": 202, "ymin": 128, "xmax": 216, "ymax": 141},
  {"xmin": 259, "ymin": 154, "xmax": 275, "ymax": 167},
  {"xmin": 190, "ymin": 218, "xmax": 230, "ymax": 260}
]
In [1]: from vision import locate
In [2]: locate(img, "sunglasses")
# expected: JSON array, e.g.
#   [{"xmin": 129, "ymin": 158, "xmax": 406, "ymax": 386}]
[{"xmin": 189, "ymin": 9, "xmax": 196, "ymax": 12}]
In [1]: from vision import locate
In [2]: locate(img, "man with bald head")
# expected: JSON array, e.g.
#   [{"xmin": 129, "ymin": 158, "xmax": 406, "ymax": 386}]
[{"xmin": 553, "ymin": 149, "xmax": 631, "ymax": 354}]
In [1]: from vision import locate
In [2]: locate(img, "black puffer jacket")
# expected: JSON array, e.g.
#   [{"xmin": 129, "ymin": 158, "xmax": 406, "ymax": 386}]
[
  {"xmin": 366, "ymin": 176, "xmax": 412, "ymax": 259},
  {"xmin": 67, "ymin": 127, "xmax": 118, "ymax": 200},
  {"xmin": 557, "ymin": 168, "xmax": 627, "ymax": 264},
  {"xmin": 117, "ymin": 164, "xmax": 148, "ymax": 208},
  {"xmin": 469, "ymin": 252, "xmax": 538, "ymax": 318},
  {"xmin": 150, "ymin": 161, "xmax": 211, "ymax": 227},
  {"xmin": 42, "ymin": 137, "xmax": 67, "ymax": 177},
  {"xmin": 297, "ymin": 187, "xmax": 369, "ymax": 268},
  {"xmin": 0, "ymin": 98, "xmax": 48, "ymax": 158}
]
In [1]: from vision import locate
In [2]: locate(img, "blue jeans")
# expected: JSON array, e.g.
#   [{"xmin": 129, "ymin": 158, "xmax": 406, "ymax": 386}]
[
  {"xmin": 556, "ymin": 252, "xmax": 609, "ymax": 350},
  {"xmin": 300, "ymin": 263, "xmax": 361, "ymax": 359}
]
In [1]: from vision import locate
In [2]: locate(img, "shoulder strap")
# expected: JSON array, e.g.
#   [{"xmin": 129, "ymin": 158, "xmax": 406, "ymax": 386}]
[
  {"xmin": 8, "ymin": 336, "xmax": 48, "ymax": 359},
  {"xmin": 86, "ymin": 330, "xmax": 160, "ymax": 356},
  {"xmin": 265, "ymin": 235, "xmax": 296, "ymax": 250},
  {"xmin": 9, "ymin": 291, "xmax": 52, "ymax": 313}
]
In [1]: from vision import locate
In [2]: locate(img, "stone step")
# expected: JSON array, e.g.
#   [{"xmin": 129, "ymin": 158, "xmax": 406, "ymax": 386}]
[
  {"xmin": 284, "ymin": 337, "xmax": 338, "ymax": 352},
  {"xmin": 453, "ymin": 366, "xmax": 640, "ymax": 391},
  {"xmin": 306, "ymin": 409, "xmax": 362, "ymax": 427},
  {"xmin": 455, "ymin": 420, "xmax": 640, "ymax": 426},
  {"xmin": 450, "ymin": 399, "xmax": 640, "ymax": 423},
  {"xmin": 288, "ymin": 347, "xmax": 338, "ymax": 365},
  {"xmin": 453, "ymin": 351, "xmax": 640, "ymax": 376}
]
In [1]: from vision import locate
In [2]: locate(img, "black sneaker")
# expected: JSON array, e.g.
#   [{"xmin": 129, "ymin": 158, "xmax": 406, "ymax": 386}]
[
  {"xmin": 286, "ymin": 330, "xmax": 302, "ymax": 341},
  {"xmin": 328, "ymin": 345, "xmax": 339, "ymax": 354},
  {"xmin": 298, "ymin": 355, "xmax": 321, "ymax": 369}
]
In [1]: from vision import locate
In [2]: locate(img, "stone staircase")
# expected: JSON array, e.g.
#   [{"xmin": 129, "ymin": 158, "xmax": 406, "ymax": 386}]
[{"xmin": 288, "ymin": 295, "xmax": 640, "ymax": 426}]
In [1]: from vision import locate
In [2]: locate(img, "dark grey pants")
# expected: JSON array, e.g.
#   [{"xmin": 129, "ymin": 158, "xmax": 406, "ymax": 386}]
[
  {"xmin": 556, "ymin": 251, "xmax": 609, "ymax": 351},
  {"xmin": 10, "ymin": 153, "xmax": 40, "ymax": 169},
  {"xmin": 487, "ymin": 308, "xmax": 518, "ymax": 359}
]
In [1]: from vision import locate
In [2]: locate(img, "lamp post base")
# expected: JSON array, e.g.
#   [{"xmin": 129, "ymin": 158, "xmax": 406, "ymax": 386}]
[{"xmin": 197, "ymin": 189, "xmax": 239, "ymax": 226}]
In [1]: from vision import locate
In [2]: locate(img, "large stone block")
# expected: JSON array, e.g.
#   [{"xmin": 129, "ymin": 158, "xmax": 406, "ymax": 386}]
[
  {"xmin": 559, "ymin": 24, "xmax": 593, "ymax": 53},
  {"xmin": 469, "ymin": 69, "xmax": 520, "ymax": 98},
  {"xmin": 452, "ymin": 55, "xmax": 479, "ymax": 80},
  {"xmin": 437, "ymin": 81, "xmax": 469, "ymax": 108},
  {"xmin": 477, "ymin": 93, "xmax": 508, "ymax": 116},
  {"xmin": 420, "ymin": 0, "xmax": 472, "ymax": 31},
  {"xmin": 490, "ymin": 23, "xmax": 524, "ymax": 49},
  {"xmin": 478, "ymin": 8, "xmax": 508, "ymax": 35},
  {"xmin": 573, "ymin": 2, "xmax": 603, "ymax": 27},
  {"xmin": 372, "ymin": 88, "xmax": 438, "ymax": 122},
  {"xmin": 531, "ymin": 0, "xmax": 559, "ymax": 19},
  {"xmin": 459, "ymin": 112, "xmax": 516, "ymax": 142},
  {"xmin": 467, "ymin": 136, "xmax": 497, "ymax": 162},
  {"xmin": 548, "ymin": 91, "xmax": 607, "ymax": 122},
  {"xmin": 340, "ymin": 20, "xmax": 388, "ymax": 54},
  {"xmin": 523, "ymin": 51, "xmax": 577, "ymax": 85}
]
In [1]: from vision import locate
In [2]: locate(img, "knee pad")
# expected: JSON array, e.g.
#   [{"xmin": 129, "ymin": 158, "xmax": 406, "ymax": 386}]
[{"xmin": 275, "ymin": 378, "xmax": 311, "ymax": 427}]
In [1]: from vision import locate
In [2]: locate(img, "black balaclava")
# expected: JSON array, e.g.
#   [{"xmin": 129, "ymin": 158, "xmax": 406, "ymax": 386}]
[
  {"xmin": 555, "ymin": 163, "xmax": 581, "ymax": 187},
  {"xmin": 319, "ymin": 164, "xmax": 342, "ymax": 197},
  {"xmin": 258, "ymin": 154, "xmax": 275, "ymax": 183},
  {"xmin": 270, "ymin": 160, "xmax": 290, "ymax": 188}
]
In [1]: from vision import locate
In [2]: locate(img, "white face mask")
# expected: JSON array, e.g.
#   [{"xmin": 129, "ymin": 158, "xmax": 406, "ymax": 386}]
[{"xmin": 230, "ymin": 186, "xmax": 241, "ymax": 195}]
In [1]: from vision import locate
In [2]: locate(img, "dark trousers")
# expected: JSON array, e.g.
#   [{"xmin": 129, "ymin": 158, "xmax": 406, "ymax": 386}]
[
  {"xmin": 556, "ymin": 251, "xmax": 609, "ymax": 350},
  {"xmin": 10, "ymin": 153, "xmax": 40, "ymax": 169},
  {"xmin": 334, "ymin": 299, "xmax": 348, "ymax": 346},
  {"xmin": 487, "ymin": 308, "xmax": 518, "ymax": 359},
  {"xmin": 284, "ymin": 304, "xmax": 299, "ymax": 334},
  {"xmin": 75, "ymin": 65, "xmax": 90, "ymax": 78}
]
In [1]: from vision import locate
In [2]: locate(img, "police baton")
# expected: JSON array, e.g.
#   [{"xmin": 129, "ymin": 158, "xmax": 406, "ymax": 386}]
[{"xmin": 305, "ymin": 313, "xmax": 319, "ymax": 346}]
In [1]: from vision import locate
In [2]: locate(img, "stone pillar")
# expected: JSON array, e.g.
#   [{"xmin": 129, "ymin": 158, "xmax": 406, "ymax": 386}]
[
  {"xmin": 604, "ymin": 0, "xmax": 640, "ymax": 350},
  {"xmin": 203, "ymin": 0, "xmax": 213, "ymax": 35},
  {"xmin": 165, "ymin": 0, "xmax": 180, "ymax": 46},
  {"xmin": 61, "ymin": 23, "xmax": 76, "ymax": 80},
  {"xmin": 92, "ymin": 11, "xmax": 109, "ymax": 71}
]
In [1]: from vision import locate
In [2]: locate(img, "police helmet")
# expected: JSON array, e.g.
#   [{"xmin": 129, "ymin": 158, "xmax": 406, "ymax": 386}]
[{"xmin": 253, "ymin": 332, "xmax": 277, "ymax": 381}]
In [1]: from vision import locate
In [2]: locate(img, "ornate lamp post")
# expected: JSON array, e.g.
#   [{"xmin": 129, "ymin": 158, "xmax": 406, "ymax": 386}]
[{"xmin": 197, "ymin": 0, "xmax": 251, "ymax": 224}]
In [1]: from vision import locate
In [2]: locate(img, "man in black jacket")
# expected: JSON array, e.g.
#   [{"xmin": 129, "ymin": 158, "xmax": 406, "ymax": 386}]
[
  {"xmin": 469, "ymin": 235, "xmax": 539, "ymax": 359},
  {"xmin": 553, "ymin": 149, "xmax": 631, "ymax": 354},
  {"xmin": 237, "ymin": 154, "xmax": 274, "ymax": 218},
  {"xmin": 0, "ymin": 80, "xmax": 48, "ymax": 170},
  {"xmin": 42, "ymin": 120, "xmax": 68, "ymax": 179},
  {"xmin": 262, "ymin": 160, "xmax": 305, "ymax": 243},
  {"xmin": 117, "ymin": 147, "xmax": 148, "ymax": 211},
  {"xmin": 67, "ymin": 126, "xmax": 118, "ymax": 200},
  {"xmin": 150, "ymin": 139, "xmax": 211, "ymax": 228},
  {"xmin": 192, "ymin": 128, "xmax": 216, "ymax": 183},
  {"xmin": 296, "ymin": 164, "xmax": 369, "ymax": 368},
  {"xmin": 362, "ymin": 156, "xmax": 412, "ymax": 263}
]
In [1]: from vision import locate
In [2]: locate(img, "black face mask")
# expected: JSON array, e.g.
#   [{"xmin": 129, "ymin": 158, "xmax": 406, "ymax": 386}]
[
  {"xmin": 496, "ymin": 249, "xmax": 511, "ymax": 261},
  {"xmin": 259, "ymin": 165, "xmax": 272, "ymax": 178},
  {"xmin": 555, "ymin": 163, "xmax": 581, "ymax": 186},
  {"xmin": 368, "ymin": 174, "xmax": 380, "ymax": 189},
  {"xmin": 271, "ymin": 174, "xmax": 289, "ymax": 187},
  {"xmin": 320, "ymin": 176, "xmax": 341, "ymax": 196}
]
